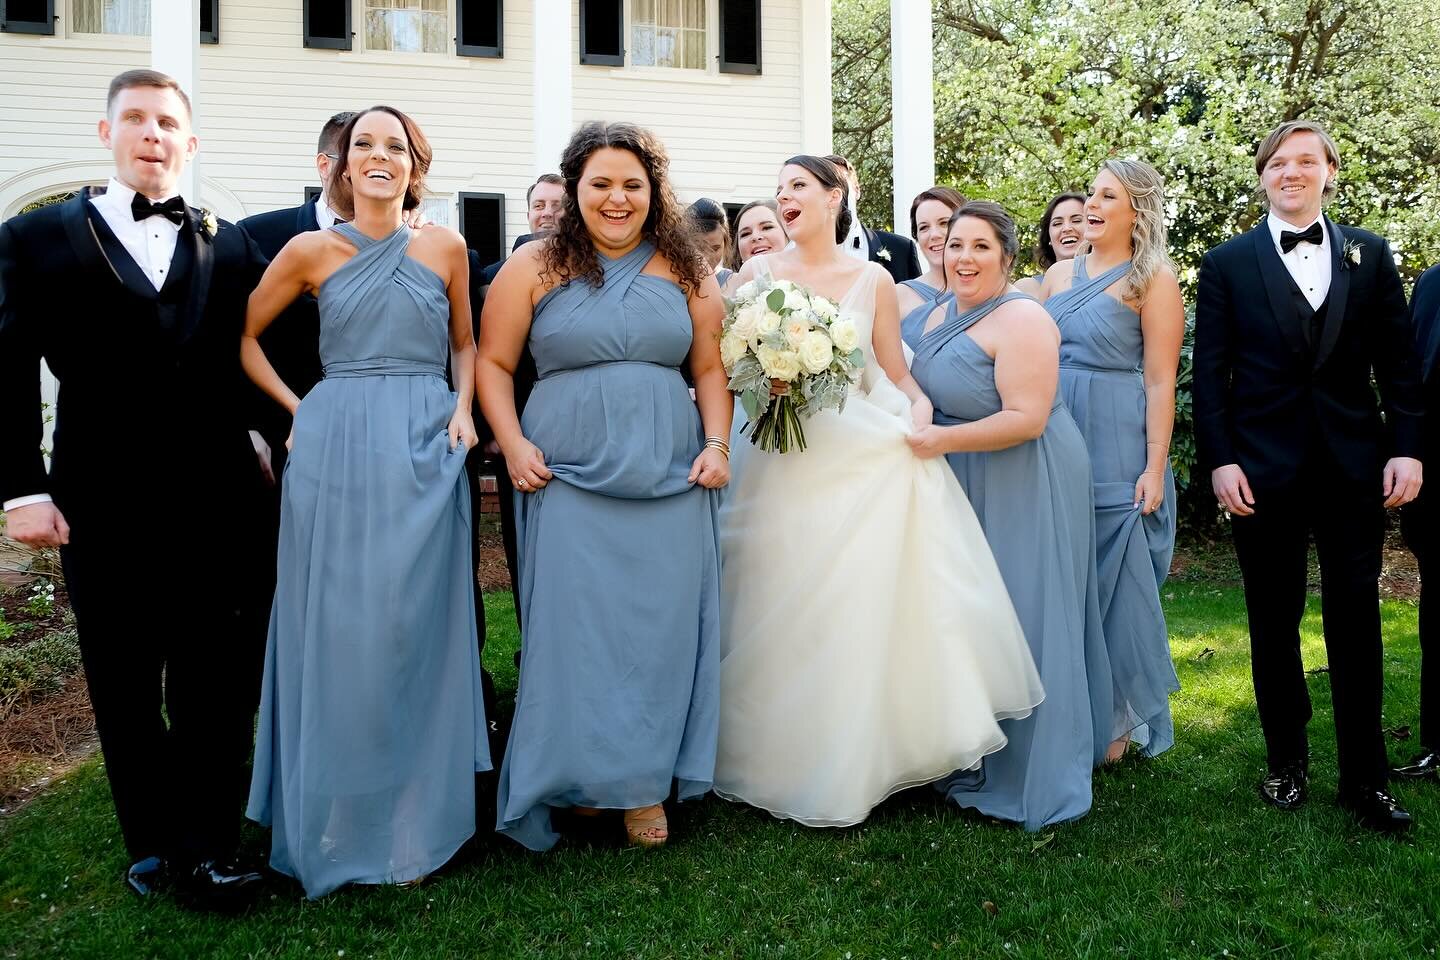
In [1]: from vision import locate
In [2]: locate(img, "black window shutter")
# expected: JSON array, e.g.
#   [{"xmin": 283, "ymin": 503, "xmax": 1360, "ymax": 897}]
[
  {"xmin": 578, "ymin": 0, "xmax": 623, "ymax": 66},
  {"xmin": 1, "ymin": 0, "xmax": 55, "ymax": 35},
  {"xmin": 459, "ymin": 193, "xmax": 507, "ymax": 272},
  {"xmin": 200, "ymin": 0, "xmax": 219, "ymax": 43},
  {"xmin": 303, "ymin": 0, "xmax": 350, "ymax": 50},
  {"xmin": 304, "ymin": 185, "xmax": 322, "ymax": 205},
  {"xmin": 723, "ymin": 202, "xmax": 744, "ymax": 235},
  {"xmin": 718, "ymin": 0, "xmax": 760, "ymax": 75},
  {"xmin": 456, "ymin": 0, "xmax": 502, "ymax": 58}
]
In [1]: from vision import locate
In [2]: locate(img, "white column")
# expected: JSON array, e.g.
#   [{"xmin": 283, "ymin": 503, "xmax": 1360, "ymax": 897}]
[
  {"xmin": 151, "ymin": 0, "xmax": 201, "ymax": 203},
  {"xmin": 799, "ymin": 0, "xmax": 833, "ymax": 155},
  {"xmin": 532, "ymin": 0, "xmax": 573, "ymax": 177},
  {"xmin": 890, "ymin": 0, "xmax": 934, "ymax": 236}
]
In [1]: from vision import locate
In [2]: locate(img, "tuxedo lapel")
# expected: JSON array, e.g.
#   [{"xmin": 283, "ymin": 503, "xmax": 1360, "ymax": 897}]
[
  {"xmin": 1250, "ymin": 226, "xmax": 1309, "ymax": 356},
  {"xmin": 1313, "ymin": 218, "xmax": 1349, "ymax": 370},
  {"xmin": 298, "ymin": 200, "xmax": 320, "ymax": 235},
  {"xmin": 180, "ymin": 210, "xmax": 214, "ymax": 343},
  {"xmin": 864, "ymin": 226, "xmax": 883, "ymax": 263},
  {"xmin": 60, "ymin": 190, "xmax": 132, "ymax": 292}
]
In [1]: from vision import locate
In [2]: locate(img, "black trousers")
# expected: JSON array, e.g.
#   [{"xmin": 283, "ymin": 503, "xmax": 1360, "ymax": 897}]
[
  {"xmin": 1230, "ymin": 463, "xmax": 1388, "ymax": 791},
  {"xmin": 1401, "ymin": 463, "xmax": 1439, "ymax": 752},
  {"xmin": 61, "ymin": 528, "xmax": 264, "ymax": 865},
  {"xmin": 463, "ymin": 452, "xmax": 502, "ymax": 754}
]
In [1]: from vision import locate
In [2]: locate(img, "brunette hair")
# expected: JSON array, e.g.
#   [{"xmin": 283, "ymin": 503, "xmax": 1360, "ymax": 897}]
[
  {"xmin": 687, "ymin": 197, "xmax": 731, "ymax": 263},
  {"xmin": 106, "ymin": 69, "xmax": 191, "ymax": 118},
  {"xmin": 948, "ymin": 200, "xmax": 1021, "ymax": 272},
  {"xmin": 1034, "ymin": 191, "xmax": 1087, "ymax": 270},
  {"xmin": 1254, "ymin": 119, "xmax": 1341, "ymax": 202},
  {"xmin": 327, "ymin": 106, "xmax": 432, "ymax": 216},
  {"xmin": 908, "ymin": 186, "xmax": 967, "ymax": 238},
  {"xmin": 784, "ymin": 155, "xmax": 852, "ymax": 244},
  {"xmin": 540, "ymin": 121, "xmax": 707, "ymax": 296},
  {"xmin": 729, "ymin": 199, "xmax": 786, "ymax": 269},
  {"xmin": 526, "ymin": 172, "xmax": 564, "ymax": 205}
]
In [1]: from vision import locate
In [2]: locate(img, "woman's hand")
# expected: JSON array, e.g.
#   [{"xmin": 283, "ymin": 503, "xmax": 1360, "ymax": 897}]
[
  {"xmin": 905, "ymin": 424, "xmax": 951, "ymax": 460},
  {"xmin": 688, "ymin": 448, "xmax": 730, "ymax": 489},
  {"xmin": 448, "ymin": 407, "xmax": 479, "ymax": 451},
  {"xmin": 505, "ymin": 438, "xmax": 553, "ymax": 493},
  {"xmin": 1135, "ymin": 470, "xmax": 1165, "ymax": 515},
  {"xmin": 910, "ymin": 395, "xmax": 934, "ymax": 429}
]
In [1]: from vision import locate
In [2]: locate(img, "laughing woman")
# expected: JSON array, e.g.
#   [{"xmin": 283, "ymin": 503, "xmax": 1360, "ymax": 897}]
[
  {"xmin": 730, "ymin": 200, "xmax": 789, "ymax": 270},
  {"xmin": 478, "ymin": 121, "xmax": 731, "ymax": 850},
  {"xmin": 1015, "ymin": 192, "xmax": 1085, "ymax": 297},
  {"xmin": 897, "ymin": 186, "xmax": 965, "ymax": 343},
  {"xmin": 1040, "ymin": 160, "xmax": 1184, "ymax": 760}
]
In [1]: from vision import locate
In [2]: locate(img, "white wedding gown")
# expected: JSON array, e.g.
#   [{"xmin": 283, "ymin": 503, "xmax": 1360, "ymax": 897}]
[{"xmin": 715, "ymin": 257, "xmax": 1044, "ymax": 827}]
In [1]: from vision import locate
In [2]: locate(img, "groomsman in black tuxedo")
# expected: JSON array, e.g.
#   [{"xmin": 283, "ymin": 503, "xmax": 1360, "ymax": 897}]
[
  {"xmin": 236, "ymin": 112, "xmax": 354, "ymax": 640},
  {"xmin": 472, "ymin": 173, "xmax": 564, "ymax": 624},
  {"xmin": 1397, "ymin": 262, "xmax": 1440, "ymax": 780},
  {"xmin": 1194, "ymin": 119, "xmax": 1423, "ymax": 832},
  {"xmin": 0, "ymin": 71, "xmax": 272, "ymax": 897},
  {"xmin": 824, "ymin": 153, "xmax": 922, "ymax": 284}
]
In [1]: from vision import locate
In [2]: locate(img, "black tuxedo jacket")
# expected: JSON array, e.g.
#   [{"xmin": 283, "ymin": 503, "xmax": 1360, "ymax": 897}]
[
  {"xmin": 1193, "ymin": 218, "xmax": 1422, "ymax": 491},
  {"xmin": 863, "ymin": 226, "xmax": 922, "ymax": 284},
  {"xmin": 237, "ymin": 200, "xmax": 326, "ymax": 455},
  {"xmin": 478, "ymin": 232, "xmax": 535, "ymax": 286},
  {"xmin": 0, "ymin": 189, "xmax": 266, "ymax": 530},
  {"xmin": 1411, "ymin": 264, "xmax": 1440, "ymax": 388},
  {"xmin": 468, "ymin": 248, "xmax": 538, "ymax": 448}
]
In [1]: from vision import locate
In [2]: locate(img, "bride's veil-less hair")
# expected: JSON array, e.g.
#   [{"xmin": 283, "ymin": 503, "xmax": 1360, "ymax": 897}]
[
  {"xmin": 542, "ymin": 121, "xmax": 707, "ymax": 297},
  {"xmin": 782, "ymin": 155, "xmax": 853, "ymax": 244}
]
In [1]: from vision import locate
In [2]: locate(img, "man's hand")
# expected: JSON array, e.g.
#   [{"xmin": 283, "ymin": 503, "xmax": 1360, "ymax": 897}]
[
  {"xmin": 1383, "ymin": 456, "xmax": 1423, "ymax": 509},
  {"xmin": 249, "ymin": 430, "xmax": 275, "ymax": 487},
  {"xmin": 1212, "ymin": 463, "xmax": 1255, "ymax": 516},
  {"xmin": 3, "ymin": 501, "xmax": 70, "ymax": 548}
]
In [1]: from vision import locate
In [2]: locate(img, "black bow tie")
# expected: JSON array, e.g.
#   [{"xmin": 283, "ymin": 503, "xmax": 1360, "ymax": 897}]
[
  {"xmin": 1279, "ymin": 221, "xmax": 1324, "ymax": 253},
  {"xmin": 130, "ymin": 193, "xmax": 187, "ymax": 226}
]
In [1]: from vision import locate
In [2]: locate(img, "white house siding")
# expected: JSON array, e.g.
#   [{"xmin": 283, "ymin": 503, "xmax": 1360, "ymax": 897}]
[{"xmin": 569, "ymin": 0, "xmax": 804, "ymax": 209}]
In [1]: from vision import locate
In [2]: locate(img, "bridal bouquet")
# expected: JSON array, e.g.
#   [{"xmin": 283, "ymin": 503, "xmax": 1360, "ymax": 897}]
[{"xmin": 719, "ymin": 276, "xmax": 864, "ymax": 453}]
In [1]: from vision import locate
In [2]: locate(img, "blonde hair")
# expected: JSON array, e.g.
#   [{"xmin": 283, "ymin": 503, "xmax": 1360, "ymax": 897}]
[
  {"xmin": 1096, "ymin": 158, "xmax": 1173, "ymax": 306},
  {"xmin": 1254, "ymin": 119, "xmax": 1340, "ymax": 202}
]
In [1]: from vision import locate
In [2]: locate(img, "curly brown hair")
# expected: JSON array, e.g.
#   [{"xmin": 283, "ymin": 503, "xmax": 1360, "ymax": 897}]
[
  {"xmin": 540, "ymin": 121, "xmax": 706, "ymax": 297},
  {"xmin": 327, "ymin": 106, "xmax": 432, "ymax": 217}
]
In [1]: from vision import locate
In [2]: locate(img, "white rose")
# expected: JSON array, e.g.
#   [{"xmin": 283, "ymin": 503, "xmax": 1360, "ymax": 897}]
[
  {"xmin": 830, "ymin": 318, "xmax": 859, "ymax": 354},
  {"xmin": 735, "ymin": 279, "xmax": 761, "ymax": 301},
  {"xmin": 798, "ymin": 330, "xmax": 834, "ymax": 375},
  {"xmin": 729, "ymin": 303, "xmax": 760, "ymax": 343},
  {"xmin": 757, "ymin": 345, "xmax": 802, "ymax": 381},
  {"xmin": 783, "ymin": 315, "xmax": 811, "ymax": 347},
  {"xmin": 783, "ymin": 288, "xmax": 810, "ymax": 312},
  {"xmin": 813, "ymin": 297, "xmax": 839, "ymax": 321},
  {"xmin": 719, "ymin": 332, "xmax": 748, "ymax": 370},
  {"xmin": 756, "ymin": 309, "xmax": 783, "ymax": 337}
]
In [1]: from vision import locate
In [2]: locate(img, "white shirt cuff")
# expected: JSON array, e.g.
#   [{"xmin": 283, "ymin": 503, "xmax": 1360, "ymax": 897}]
[{"xmin": 3, "ymin": 493, "xmax": 54, "ymax": 512}]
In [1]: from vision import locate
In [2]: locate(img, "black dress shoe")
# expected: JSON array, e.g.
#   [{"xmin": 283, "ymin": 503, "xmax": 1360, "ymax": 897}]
[
  {"xmin": 1391, "ymin": 750, "xmax": 1440, "ymax": 779},
  {"xmin": 125, "ymin": 856, "xmax": 167, "ymax": 897},
  {"xmin": 1259, "ymin": 764, "xmax": 1309, "ymax": 810},
  {"xmin": 1338, "ymin": 787, "xmax": 1413, "ymax": 833},
  {"xmin": 173, "ymin": 860, "xmax": 265, "ymax": 908}
]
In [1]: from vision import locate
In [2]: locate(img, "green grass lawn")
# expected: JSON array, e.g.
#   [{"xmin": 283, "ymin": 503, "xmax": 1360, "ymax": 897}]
[{"xmin": 2, "ymin": 586, "xmax": 1437, "ymax": 959}]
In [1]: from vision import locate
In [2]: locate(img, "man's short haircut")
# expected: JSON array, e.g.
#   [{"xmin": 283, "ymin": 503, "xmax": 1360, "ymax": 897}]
[
  {"xmin": 106, "ymin": 69, "xmax": 192, "ymax": 119},
  {"xmin": 1254, "ymin": 119, "xmax": 1341, "ymax": 201},
  {"xmin": 318, "ymin": 112, "xmax": 358, "ymax": 155},
  {"xmin": 527, "ymin": 172, "xmax": 565, "ymax": 206}
]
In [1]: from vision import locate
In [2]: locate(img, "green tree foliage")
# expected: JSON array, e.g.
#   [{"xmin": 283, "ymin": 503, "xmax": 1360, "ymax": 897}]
[{"xmin": 834, "ymin": 0, "xmax": 1440, "ymax": 283}]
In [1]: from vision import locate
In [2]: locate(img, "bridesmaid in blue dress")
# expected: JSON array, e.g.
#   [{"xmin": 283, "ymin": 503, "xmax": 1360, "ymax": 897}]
[
  {"xmin": 904, "ymin": 201, "xmax": 1114, "ymax": 829},
  {"xmin": 241, "ymin": 107, "xmax": 489, "ymax": 898},
  {"xmin": 896, "ymin": 186, "xmax": 966, "ymax": 327},
  {"xmin": 1041, "ymin": 160, "xmax": 1186, "ymax": 761},
  {"xmin": 478, "ymin": 122, "xmax": 731, "ymax": 851}
]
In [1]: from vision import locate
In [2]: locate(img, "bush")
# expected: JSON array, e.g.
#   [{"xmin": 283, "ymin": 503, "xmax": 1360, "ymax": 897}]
[{"xmin": 0, "ymin": 627, "xmax": 81, "ymax": 716}]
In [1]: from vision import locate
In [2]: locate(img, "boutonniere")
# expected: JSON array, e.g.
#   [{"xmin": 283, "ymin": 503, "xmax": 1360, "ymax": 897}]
[
  {"xmin": 1340, "ymin": 237, "xmax": 1362, "ymax": 271},
  {"xmin": 876, "ymin": 247, "xmax": 892, "ymax": 262},
  {"xmin": 199, "ymin": 208, "xmax": 218, "ymax": 240}
]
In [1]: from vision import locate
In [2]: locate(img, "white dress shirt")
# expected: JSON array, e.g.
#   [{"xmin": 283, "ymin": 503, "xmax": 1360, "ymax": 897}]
[
  {"xmin": 1267, "ymin": 212, "xmax": 1331, "ymax": 312},
  {"xmin": 840, "ymin": 195, "xmax": 869, "ymax": 261},
  {"xmin": 314, "ymin": 191, "xmax": 343, "ymax": 230},
  {"xmin": 2, "ymin": 178, "xmax": 185, "ymax": 513}
]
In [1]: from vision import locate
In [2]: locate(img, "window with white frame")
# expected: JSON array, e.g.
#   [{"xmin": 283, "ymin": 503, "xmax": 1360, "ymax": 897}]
[
  {"xmin": 72, "ymin": 0, "xmax": 150, "ymax": 35},
  {"xmin": 419, "ymin": 196, "xmax": 453, "ymax": 228},
  {"xmin": 365, "ymin": 0, "xmax": 448, "ymax": 54},
  {"xmin": 630, "ymin": 0, "xmax": 707, "ymax": 70}
]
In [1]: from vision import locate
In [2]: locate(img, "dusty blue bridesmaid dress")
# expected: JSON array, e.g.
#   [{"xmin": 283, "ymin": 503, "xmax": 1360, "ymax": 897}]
[
  {"xmin": 906, "ymin": 293, "xmax": 1115, "ymax": 829},
  {"xmin": 1046, "ymin": 257, "xmax": 1179, "ymax": 756},
  {"xmin": 496, "ymin": 241, "xmax": 721, "ymax": 851},
  {"xmin": 247, "ymin": 223, "xmax": 491, "ymax": 899}
]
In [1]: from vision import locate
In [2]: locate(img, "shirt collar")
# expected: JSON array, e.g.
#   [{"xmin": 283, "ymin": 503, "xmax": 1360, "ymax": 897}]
[
  {"xmin": 1267, "ymin": 211, "xmax": 1327, "ymax": 249},
  {"xmin": 100, "ymin": 176, "xmax": 183, "ymax": 208}
]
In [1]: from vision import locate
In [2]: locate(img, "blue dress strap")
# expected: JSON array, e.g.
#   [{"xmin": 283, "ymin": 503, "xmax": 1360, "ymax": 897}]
[
  {"xmin": 534, "ymin": 240, "xmax": 657, "ymax": 320},
  {"xmin": 1047, "ymin": 256, "xmax": 1131, "ymax": 324},
  {"xmin": 913, "ymin": 291, "xmax": 1032, "ymax": 362}
]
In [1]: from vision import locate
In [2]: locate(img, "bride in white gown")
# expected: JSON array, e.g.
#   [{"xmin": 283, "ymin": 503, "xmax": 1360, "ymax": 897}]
[{"xmin": 715, "ymin": 156, "xmax": 1044, "ymax": 827}]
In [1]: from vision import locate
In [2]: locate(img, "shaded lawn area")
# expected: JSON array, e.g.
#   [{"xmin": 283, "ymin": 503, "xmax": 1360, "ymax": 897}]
[{"xmin": 1, "ymin": 586, "xmax": 1437, "ymax": 959}]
